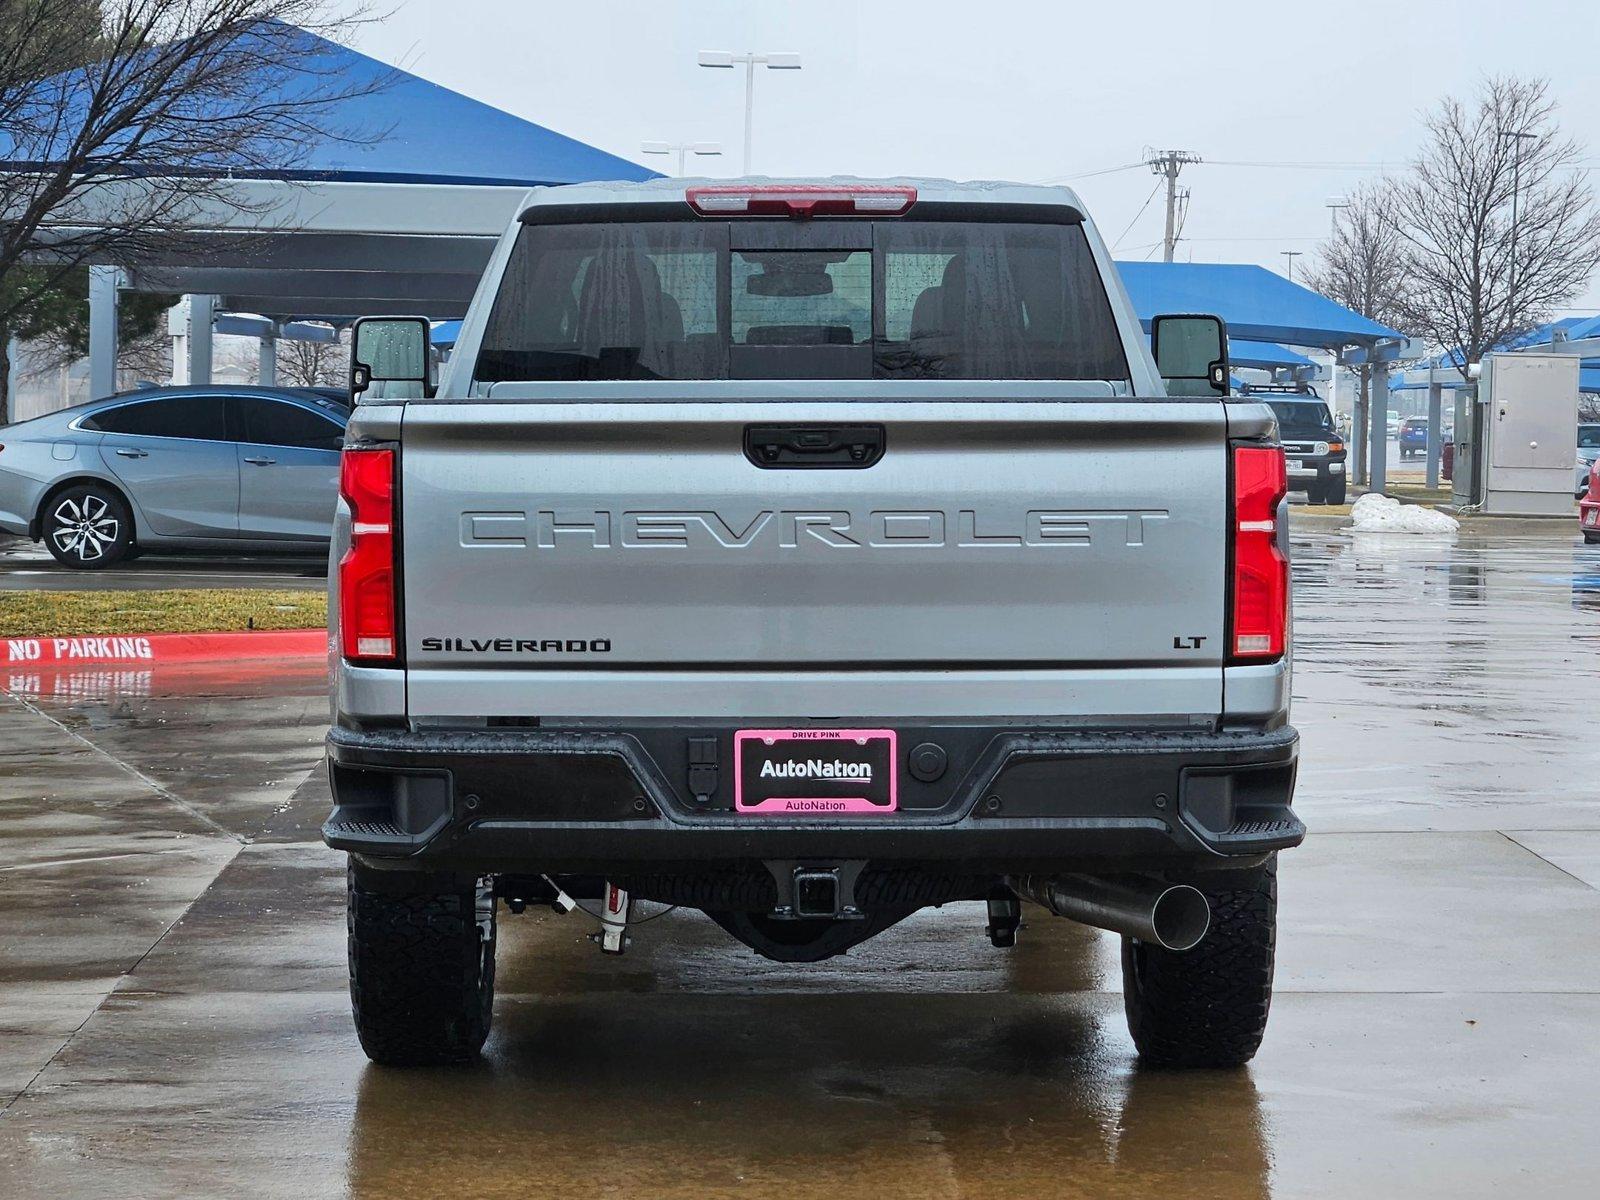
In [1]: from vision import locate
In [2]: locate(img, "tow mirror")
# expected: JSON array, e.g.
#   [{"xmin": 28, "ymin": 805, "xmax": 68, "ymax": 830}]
[
  {"xmin": 1152, "ymin": 313, "xmax": 1230, "ymax": 397},
  {"xmin": 350, "ymin": 316, "xmax": 436, "ymax": 402}
]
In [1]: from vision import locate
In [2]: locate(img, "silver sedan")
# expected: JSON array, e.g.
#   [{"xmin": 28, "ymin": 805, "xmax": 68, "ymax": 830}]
[{"xmin": 0, "ymin": 385, "xmax": 348, "ymax": 568}]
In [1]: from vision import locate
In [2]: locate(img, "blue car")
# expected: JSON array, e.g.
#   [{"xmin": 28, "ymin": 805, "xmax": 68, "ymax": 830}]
[
  {"xmin": 0, "ymin": 385, "xmax": 349, "ymax": 568},
  {"xmin": 1399, "ymin": 417, "xmax": 1429, "ymax": 460}
]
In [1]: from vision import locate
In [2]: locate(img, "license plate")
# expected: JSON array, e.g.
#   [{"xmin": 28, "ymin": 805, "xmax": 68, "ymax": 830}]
[
  {"xmin": 1586, "ymin": 510, "xmax": 1598, "ymax": 527},
  {"xmin": 1286, "ymin": 459, "xmax": 1303, "ymax": 471},
  {"xmin": 734, "ymin": 729, "xmax": 897, "ymax": 815}
]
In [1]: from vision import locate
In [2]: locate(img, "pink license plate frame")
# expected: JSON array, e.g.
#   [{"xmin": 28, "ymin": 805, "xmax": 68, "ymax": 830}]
[{"xmin": 733, "ymin": 728, "xmax": 898, "ymax": 815}]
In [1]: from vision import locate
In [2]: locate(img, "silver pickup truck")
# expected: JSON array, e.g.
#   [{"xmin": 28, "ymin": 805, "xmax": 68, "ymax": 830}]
[{"xmin": 324, "ymin": 178, "xmax": 1301, "ymax": 1069}]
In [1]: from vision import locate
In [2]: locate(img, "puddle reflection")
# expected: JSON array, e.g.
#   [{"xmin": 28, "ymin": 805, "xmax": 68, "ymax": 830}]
[{"xmin": 345, "ymin": 926, "xmax": 1272, "ymax": 1199}]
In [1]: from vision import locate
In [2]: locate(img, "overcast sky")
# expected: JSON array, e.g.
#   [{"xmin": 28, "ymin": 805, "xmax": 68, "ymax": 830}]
[{"xmin": 349, "ymin": 0, "xmax": 1600, "ymax": 315}]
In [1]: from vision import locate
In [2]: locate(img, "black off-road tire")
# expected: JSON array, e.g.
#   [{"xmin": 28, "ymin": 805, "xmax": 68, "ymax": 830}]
[
  {"xmin": 42, "ymin": 482, "xmax": 134, "ymax": 569},
  {"xmin": 1303, "ymin": 482, "xmax": 1325, "ymax": 505},
  {"xmin": 347, "ymin": 864, "xmax": 496, "ymax": 1066},
  {"xmin": 1120, "ymin": 855, "xmax": 1277, "ymax": 1068},
  {"xmin": 1325, "ymin": 476, "xmax": 1347, "ymax": 505}
]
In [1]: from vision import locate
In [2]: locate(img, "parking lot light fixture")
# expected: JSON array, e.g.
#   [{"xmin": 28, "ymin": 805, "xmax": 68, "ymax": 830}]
[
  {"xmin": 696, "ymin": 50, "xmax": 803, "ymax": 174},
  {"xmin": 1326, "ymin": 196, "xmax": 1350, "ymax": 236},
  {"xmin": 641, "ymin": 140, "xmax": 724, "ymax": 177}
]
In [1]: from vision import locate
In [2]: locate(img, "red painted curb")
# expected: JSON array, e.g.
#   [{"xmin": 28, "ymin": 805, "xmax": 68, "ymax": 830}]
[{"xmin": 3, "ymin": 628, "xmax": 326, "ymax": 667}]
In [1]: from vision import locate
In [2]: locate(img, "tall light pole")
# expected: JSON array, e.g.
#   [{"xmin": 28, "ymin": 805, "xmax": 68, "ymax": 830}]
[
  {"xmin": 1281, "ymin": 250, "xmax": 1303, "ymax": 281},
  {"xmin": 1325, "ymin": 195, "xmax": 1351, "ymax": 237},
  {"xmin": 1323, "ymin": 198, "xmax": 1351, "ymax": 445},
  {"xmin": 1499, "ymin": 129, "xmax": 1537, "ymax": 319},
  {"xmin": 697, "ymin": 50, "xmax": 803, "ymax": 175},
  {"xmin": 641, "ymin": 140, "xmax": 723, "ymax": 177}
]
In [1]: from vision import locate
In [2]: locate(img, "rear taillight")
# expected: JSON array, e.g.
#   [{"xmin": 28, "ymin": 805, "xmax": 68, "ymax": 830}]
[
  {"xmin": 1230, "ymin": 445, "xmax": 1288, "ymax": 661},
  {"xmin": 339, "ymin": 447, "xmax": 397, "ymax": 663},
  {"xmin": 685, "ymin": 184, "xmax": 917, "ymax": 217}
]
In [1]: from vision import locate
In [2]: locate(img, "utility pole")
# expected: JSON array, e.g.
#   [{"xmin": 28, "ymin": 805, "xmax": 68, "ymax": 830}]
[
  {"xmin": 1281, "ymin": 250, "xmax": 1303, "ymax": 281},
  {"xmin": 1145, "ymin": 149, "xmax": 1201, "ymax": 262}
]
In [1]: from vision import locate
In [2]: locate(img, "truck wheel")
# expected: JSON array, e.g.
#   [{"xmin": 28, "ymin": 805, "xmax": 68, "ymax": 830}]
[
  {"xmin": 347, "ymin": 864, "xmax": 496, "ymax": 1066},
  {"xmin": 1303, "ymin": 482, "xmax": 1324, "ymax": 505},
  {"xmin": 1325, "ymin": 477, "xmax": 1346, "ymax": 505},
  {"xmin": 1120, "ymin": 856, "xmax": 1276, "ymax": 1068}
]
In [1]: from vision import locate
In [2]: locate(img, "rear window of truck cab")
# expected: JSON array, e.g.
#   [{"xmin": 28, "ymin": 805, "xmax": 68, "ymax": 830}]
[{"xmin": 473, "ymin": 220, "xmax": 1130, "ymax": 384}]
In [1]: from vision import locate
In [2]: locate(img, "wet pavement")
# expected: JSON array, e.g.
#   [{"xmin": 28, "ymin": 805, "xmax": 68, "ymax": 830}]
[
  {"xmin": 1, "ymin": 529, "xmax": 1598, "ymax": 1198},
  {"xmin": 0, "ymin": 533, "xmax": 325, "ymax": 591}
]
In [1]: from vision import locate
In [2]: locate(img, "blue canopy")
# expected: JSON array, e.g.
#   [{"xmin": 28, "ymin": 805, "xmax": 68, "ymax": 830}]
[
  {"xmin": 1116, "ymin": 262, "xmax": 1402, "ymax": 350},
  {"xmin": 1564, "ymin": 315, "xmax": 1600, "ymax": 342},
  {"xmin": 1512, "ymin": 317, "xmax": 1589, "ymax": 347},
  {"xmin": 1409, "ymin": 319, "xmax": 1591, "ymax": 374},
  {"xmin": 1230, "ymin": 340, "xmax": 1316, "ymax": 370},
  {"xmin": 1, "ymin": 21, "xmax": 658, "ymax": 188},
  {"xmin": 1396, "ymin": 357, "xmax": 1600, "ymax": 394}
]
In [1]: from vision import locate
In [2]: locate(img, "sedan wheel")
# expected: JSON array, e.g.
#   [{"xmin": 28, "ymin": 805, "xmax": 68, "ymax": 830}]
[{"xmin": 44, "ymin": 486, "xmax": 133, "ymax": 569}]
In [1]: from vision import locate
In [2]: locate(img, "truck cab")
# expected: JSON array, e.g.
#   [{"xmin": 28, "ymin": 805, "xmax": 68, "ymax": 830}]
[{"xmin": 324, "ymin": 179, "xmax": 1301, "ymax": 1070}]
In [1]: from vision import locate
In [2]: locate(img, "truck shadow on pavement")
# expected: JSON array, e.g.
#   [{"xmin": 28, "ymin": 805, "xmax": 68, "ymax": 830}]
[{"xmin": 345, "ymin": 980, "xmax": 1272, "ymax": 1199}]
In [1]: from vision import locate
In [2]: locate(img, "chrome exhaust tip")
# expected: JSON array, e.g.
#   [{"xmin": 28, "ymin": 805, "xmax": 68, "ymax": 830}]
[
  {"xmin": 1010, "ymin": 874, "xmax": 1211, "ymax": 952},
  {"xmin": 1145, "ymin": 882, "xmax": 1211, "ymax": 952}
]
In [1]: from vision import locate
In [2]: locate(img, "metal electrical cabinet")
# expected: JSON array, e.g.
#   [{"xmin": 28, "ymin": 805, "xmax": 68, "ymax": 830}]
[{"xmin": 1453, "ymin": 354, "xmax": 1579, "ymax": 515}]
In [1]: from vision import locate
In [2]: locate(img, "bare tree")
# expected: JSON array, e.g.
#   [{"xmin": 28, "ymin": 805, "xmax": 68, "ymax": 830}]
[
  {"xmin": 0, "ymin": 0, "xmax": 385, "ymax": 417},
  {"xmin": 1306, "ymin": 182, "xmax": 1412, "ymax": 460},
  {"xmin": 1394, "ymin": 75, "xmax": 1600, "ymax": 378},
  {"xmin": 1306, "ymin": 181, "xmax": 1412, "ymax": 333},
  {"xmin": 275, "ymin": 328, "xmax": 344, "ymax": 386}
]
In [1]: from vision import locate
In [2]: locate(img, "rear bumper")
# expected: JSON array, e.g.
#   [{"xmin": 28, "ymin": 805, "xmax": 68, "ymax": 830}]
[
  {"xmin": 324, "ymin": 722, "xmax": 1302, "ymax": 875},
  {"xmin": 1284, "ymin": 452, "xmax": 1345, "ymax": 483}
]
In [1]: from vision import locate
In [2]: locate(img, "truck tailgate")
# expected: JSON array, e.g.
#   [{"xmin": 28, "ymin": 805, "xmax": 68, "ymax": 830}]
[{"xmin": 397, "ymin": 399, "xmax": 1228, "ymax": 713}]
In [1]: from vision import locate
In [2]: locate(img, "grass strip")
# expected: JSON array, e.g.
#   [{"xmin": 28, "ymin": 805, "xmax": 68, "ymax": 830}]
[{"xmin": 0, "ymin": 589, "xmax": 327, "ymax": 638}]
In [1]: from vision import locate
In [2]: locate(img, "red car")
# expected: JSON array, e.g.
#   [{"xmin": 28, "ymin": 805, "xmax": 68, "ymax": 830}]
[{"xmin": 1582, "ymin": 459, "xmax": 1600, "ymax": 545}]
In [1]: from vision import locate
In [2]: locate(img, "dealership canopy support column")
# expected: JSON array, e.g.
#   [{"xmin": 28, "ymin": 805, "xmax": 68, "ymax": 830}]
[
  {"xmin": 1426, "ymin": 381, "xmax": 1444, "ymax": 489},
  {"xmin": 1368, "ymin": 360, "xmax": 1389, "ymax": 495},
  {"xmin": 186, "ymin": 294, "xmax": 216, "ymax": 387},
  {"xmin": 87, "ymin": 265, "xmax": 120, "ymax": 400},
  {"xmin": 259, "ymin": 323, "xmax": 278, "ymax": 387}
]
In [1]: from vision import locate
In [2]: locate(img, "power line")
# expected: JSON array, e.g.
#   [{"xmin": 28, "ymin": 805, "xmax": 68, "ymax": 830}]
[
  {"xmin": 1203, "ymin": 158, "xmax": 1400, "ymax": 170},
  {"xmin": 1111, "ymin": 179, "xmax": 1165, "ymax": 250},
  {"xmin": 1031, "ymin": 162, "xmax": 1144, "ymax": 184},
  {"xmin": 1182, "ymin": 235, "xmax": 1322, "ymax": 243}
]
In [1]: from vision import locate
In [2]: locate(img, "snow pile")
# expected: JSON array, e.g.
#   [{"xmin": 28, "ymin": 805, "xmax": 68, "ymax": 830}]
[{"xmin": 1349, "ymin": 493, "xmax": 1459, "ymax": 534}]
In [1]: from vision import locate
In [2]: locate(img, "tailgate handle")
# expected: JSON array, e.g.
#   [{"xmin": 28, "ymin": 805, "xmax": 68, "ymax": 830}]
[{"xmin": 744, "ymin": 424, "xmax": 884, "ymax": 470}]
